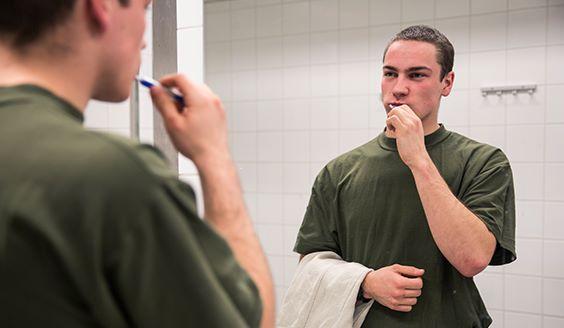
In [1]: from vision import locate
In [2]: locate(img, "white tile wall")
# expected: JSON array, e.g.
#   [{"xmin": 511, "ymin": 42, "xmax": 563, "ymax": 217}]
[{"xmin": 204, "ymin": 1, "xmax": 564, "ymax": 325}]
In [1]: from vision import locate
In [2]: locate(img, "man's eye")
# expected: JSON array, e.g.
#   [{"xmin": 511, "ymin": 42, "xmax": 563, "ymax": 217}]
[
  {"xmin": 383, "ymin": 72, "xmax": 397, "ymax": 77},
  {"xmin": 410, "ymin": 73, "xmax": 426, "ymax": 78}
]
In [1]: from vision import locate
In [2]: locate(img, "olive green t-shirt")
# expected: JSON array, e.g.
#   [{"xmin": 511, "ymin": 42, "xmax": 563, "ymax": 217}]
[
  {"xmin": 294, "ymin": 125, "xmax": 516, "ymax": 327},
  {"xmin": 0, "ymin": 85, "xmax": 262, "ymax": 327}
]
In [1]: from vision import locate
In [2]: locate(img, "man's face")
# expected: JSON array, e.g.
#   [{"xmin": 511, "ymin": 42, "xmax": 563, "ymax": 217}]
[
  {"xmin": 94, "ymin": 0, "xmax": 150, "ymax": 102},
  {"xmin": 381, "ymin": 40, "xmax": 453, "ymax": 123}
]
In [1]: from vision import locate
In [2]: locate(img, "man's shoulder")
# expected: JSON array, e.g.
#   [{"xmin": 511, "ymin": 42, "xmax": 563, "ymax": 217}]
[{"xmin": 446, "ymin": 130, "xmax": 510, "ymax": 167}]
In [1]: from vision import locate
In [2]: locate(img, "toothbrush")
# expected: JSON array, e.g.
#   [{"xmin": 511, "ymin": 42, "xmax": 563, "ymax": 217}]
[{"xmin": 136, "ymin": 75, "xmax": 185, "ymax": 107}]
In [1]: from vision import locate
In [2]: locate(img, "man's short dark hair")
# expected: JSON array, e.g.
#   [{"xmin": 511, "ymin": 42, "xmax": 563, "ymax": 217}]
[
  {"xmin": 0, "ymin": 0, "xmax": 129, "ymax": 49},
  {"xmin": 383, "ymin": 25, "xmax": 454, "ymax": 81}
]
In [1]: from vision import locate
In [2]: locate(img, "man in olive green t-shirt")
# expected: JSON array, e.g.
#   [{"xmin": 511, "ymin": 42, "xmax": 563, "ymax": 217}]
[
  {"xmin": 295, "ymin": 25, "xmax": 516, "ymax": 327},
  {"xmin": 0, "ymin": 0, "xmax": 274, "ymax": 327}
]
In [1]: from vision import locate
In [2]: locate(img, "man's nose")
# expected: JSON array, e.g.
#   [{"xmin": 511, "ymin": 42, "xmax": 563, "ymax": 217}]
[{"xmin": 392, "ymin": 77, "xmax": 409, "ymax": 99}]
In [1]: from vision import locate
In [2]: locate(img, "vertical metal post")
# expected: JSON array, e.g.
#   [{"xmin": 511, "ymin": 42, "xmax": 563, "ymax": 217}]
[
  {"xmin": 152, "ymin": 0, "xmax": 178, "ymax": 173},
  {"xmin": 129, "ymin": 82, "xmax": 140, "ymax": 141}
]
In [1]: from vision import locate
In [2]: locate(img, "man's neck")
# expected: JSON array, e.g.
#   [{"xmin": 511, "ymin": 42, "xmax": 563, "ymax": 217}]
[{"xmin": 0, "ymin": 45, "xmax": 95, "ymax": 112}]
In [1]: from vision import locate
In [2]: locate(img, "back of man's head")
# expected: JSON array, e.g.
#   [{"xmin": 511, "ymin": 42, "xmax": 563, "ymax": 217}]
[
  {"xmin": 383, "ymin": 25, "xmax": 455, "ymax": 81},
  {"xmin": 0, "ymin": 0, "xmax": 129, "ymax": 51}
]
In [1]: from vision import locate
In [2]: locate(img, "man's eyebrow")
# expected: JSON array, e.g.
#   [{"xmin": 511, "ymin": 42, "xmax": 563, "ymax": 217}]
[
  {"xmin": 383, "ymin": 65, "xmax": 397, "ymax": 71},
  {"xmin": 407, "ymin": 66, "xmax": 432, "ymax": 72}
]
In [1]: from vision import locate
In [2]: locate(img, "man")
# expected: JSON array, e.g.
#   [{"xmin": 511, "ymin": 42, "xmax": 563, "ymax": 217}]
[
  {"xmin": 0, "ymin": 0, "xmax": 274, "ymax": 327},
  {"xmin": 294, "ymin": 25, "xmax": 516, "ymax": 327}
]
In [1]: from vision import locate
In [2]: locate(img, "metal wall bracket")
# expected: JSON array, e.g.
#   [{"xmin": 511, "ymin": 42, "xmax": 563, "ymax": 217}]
[{"xmin": 481, "ymin": 84, "xmax": 537, "ymax": 97}]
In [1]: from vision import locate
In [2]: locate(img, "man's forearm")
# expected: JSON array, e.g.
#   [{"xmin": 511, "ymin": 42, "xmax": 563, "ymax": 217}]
[
  {"xmin": 410, "ymin": 156, "xmax": 496, "ymax": 277},
  {"xmin": 195, "ymin": 152, "xmax": 275, "ymax": 327}
]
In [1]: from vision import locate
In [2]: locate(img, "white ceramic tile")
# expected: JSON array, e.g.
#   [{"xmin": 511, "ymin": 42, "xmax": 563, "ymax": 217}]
[
  {"xmin": 139, "ymin": 128, "xmax": 154, "ymax": 145},
  {"xmin": 505, "ymin": 275, "xmax": 542, "ymax": 313},
  {"xmin": 257, "ymin": 132, "xmax": 283, "ymax": 161},
  {"xmin": 515, "ymin": 201, "xmax": 543, "ymax": 238},
  {"xmin": 256, "ymin": 4, "xmax": 283, "ymax": 37},
  {"xmin": 512, "ymin": 163, "xmax": 544, "ymax": 200},
  {"xmin": 545, "ymin": 202, "xmax": 564, "ymax": 239},
  {"xmin": 310, "ymin": 32, "xmax": 339, "ymax": 64},
  {"xmin": 506, "ymin": 86, "xmax": 546, "ymax": 125},
  {"xmin": 339, "ymin": 62, "xmax": 372, "ymax": 96},
  {"xmin": 547, "ymin": 85, "xmax": 564, "ymax": 124},
  {"xmin": 311, "ymin": 131, "xmax": 340, "ymax": 162},
  {"xmin": 546, "ymin": 125, "xmax": 564, "ymax": 162},
  {"xmin": 84, "ymin": 101, "xmax": 108, "ymax": 128},
  {"xmin": 178, "ymin": 27, "xmax": 204, "ymax": 83},
  {"xmin": 506, "ymin": 125, "xmax": 544, "ymax": 162},
  {"xmin": 310, "ymin": 0, "xmax": 339, "ymax": 32},
  {"xmin": 508, "ymin": 8, "xmax": 547, "ymax": 48},
  {"xmin": 452, "ymin": 54, "xmax": 470, "ymax": 91},
  {"xmin": 206, "ymin": 72, "xmax": 232, "ymax": 102},
  {"xmin": 470, "ymin": 13, "xmax": 507, "ymax": 52},
  {"xmin": 179, "ymin": 174, "xmax": 204, "ymax": 216},
  {"xmin": 283, "ymin": 99, "xmax": 310, "ymax": 130},
  {"xmin": 435, "ymin": 0, "xmax": 470, "ymax": 18},
  {"xmin": 370, "ymin": 0, "xmax": 401, "ymax": 25},
  {"xmin": 107, "ymin": 100, "xmax": 131, "ymax": 129},
  {"xmin": 435, "ymin": 17, "xmax": 470, "ymax": 54},
  {"xmin": 258, "ymin": 163, "xmax": 283, "ymax": 193},
  {"xmin": 545, "ymin": 164, "xmax": 564, "ymax": 201},
  {"xmin": 283, "ymin": 132, "xmax": 310, "ymax": 162},
  {"xmin": 544, "ymin": 316, "xmax": 564, "ymax": 328},
  {"xmin": 488, "ymin": 310, "xmax": 504, "ymax": 328},
  {"xmin": 402, "ymin": 0, "xmax": 435, "ymax": 22},
  {"xmin": 548, "ymin": 5, "xmax": 564, "ymax": 45},
  {"xmin": 284, "ymin": 225, "xmax": 300, "ymax": 257},
  {"xmin": 339, "ymin": 28, "xmax": 371, "ymax": 62},
  {"xmin": 475, "ymin": 273, "xmax": 504, "ymax": 309},
  {"xmin": 177, "ymin": 0, "xmax": 203, "ymax": 29},
  {"xmin": 257, "ymin": 194, "xmax": 283, "ymax": 223},
  {"xmin": 257, "ymin": 37, "xmax": 283, "ymax": 69},
  {"xmin": 231, "ymin": 8, "xmax": 256, "ymax": 40},
  {"xmin": 339, "ymin": 129, "xmax": 371, "ymax": 153},
  {"xmin": 311, "ymin": 98, "xmax": 340, "ymax": 129},
  {"xmin": 311, "ymin": 65, "xmax": 339, "ymax": 97},
  {"xmin": 283, "ymin": 34, "xmax": 310, "ymax": 66},
  {"xmin": 257, "ymin": 100, "xmax": 283, "ymax": 131},
  {"xmin": 257, "ymin": 69, "xmax": 283, "ymax": 100},
  {"xmin": 283, "ymin": 67, "xmax": 310, "ymax": 98},
  {"xmin": 509, "ymin": 0, "xmax": 547, "ymax": 9},
  {"xmin": 231, "ymin": 39, "xmax": 256, "ymax": 71},
  {"xmin": 469, "ymin": 51, "xmax": 506, "ymax": 89},
  {"xmin": 233, "ymin": 132, "xmax": 257, "ymax": 161},
  {"xmin": 339, "ymin": 96, "xmax": 370, "ymax": 129},
  {"xmin": 244, "ymin": 192, "xmax": 258, "ymax": 222},
  {"xmin": 179, "ymin": 156, "xmax": 198, "ymax": 175},
  {"xmin": 257, "ymin": 224, "xmax": 284, "ymax": 255},
  {"xmin": 369, "ymin": 24, "xmax": 401, "ymax": 60},
  {"xmin": 550, "ymin": 0, "xmax": 564, "ymax": 4},
  {"xmin": 205, "ymin": 11, "xmax": 231, "ymax": 42},
  {"xmin": 231, "ymin": 0, "xmax": 256, "ymax": 10},
  {"xmin": 400, "ymin": 20, "xmax": 435, "ymax": 30},
  {"xmin": 205, "ymin": 42, "xmax": 231, "ymax": 73},
  {"xmin": 469, "ymin": 93, "xmax": 505, "ymax": 126},
  {"xmin": 471, "ymin": 0, "xmax": 507, "ymax": 14},
  {"xmin": 238, "ymin": 162, "xmax": 257, "ymax": 192},
  {"xmin": 233, "ymin": 71, "xmax": 257, "ymax": 101},
  {"xmin": 339, "ymin": 0, "xmax": 370, "ymax": 29},
  {"xmin": 544, "ymin": 241, "xmax": 564, "ymax": 278},
  {"xmin": 544, "ymin": 278, "xmax": 564, "ymax": 316},
  {"xmin": 283, "ymin": 2, "xmax": 310, "ymax": 35},
  {"xmin": 204, "ymin": 2, "xmax": 230, "ymax": 13},
  {"xmin": 283, "ymin": 163, "xmax": 311, "ymax": 193},
  {"xmin": 469, "ymin": 126, "xmax": 506, "ymax": 149},
  {"xmin": 283, "ymin": 194, "xmax": 309, "ymax": 226},
  {"xmin": 547, "ymin": 46, "xmax": 564, "ymax": 84},
  {"xmin": 369, "ymin": 96, "xmax": 387, "ymax": 129},
  {"xmin": 232, "ymin": 101, "xmax": 257, "ymax": 132},
  {"xmin": 505, "ymin": 239, "xmax": 542, "ymax": 275},
  {"xmin": 504, "ymin": 312, "xmax": 542, "ymax": 328},
  {"xmin": 267, "ymin": 255, "xmax": 284, "ymax": 286},
  {"xmin": 439, "ymin": 89, "xmax": 470, "ymax": 126}
]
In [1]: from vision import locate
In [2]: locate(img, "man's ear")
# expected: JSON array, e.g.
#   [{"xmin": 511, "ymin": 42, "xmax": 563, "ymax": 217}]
[
  {"xmin": 441, "ymin": 71, "xmax": 455, "ymax": 97},
  {"xmin": 85, "ymin": 0, "xmax": 111, "ymax": 33}
]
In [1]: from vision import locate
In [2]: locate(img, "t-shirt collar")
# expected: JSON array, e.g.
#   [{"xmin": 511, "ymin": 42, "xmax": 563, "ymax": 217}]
[{"xmin": 378, "ymin": 123, "xmax": 451, "ymax": 151}]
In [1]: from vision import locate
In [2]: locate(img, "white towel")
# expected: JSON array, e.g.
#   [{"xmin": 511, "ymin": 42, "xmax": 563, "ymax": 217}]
[{"xmin": 277, "ymin": 251, "xmax": 374, "ymax": 328}]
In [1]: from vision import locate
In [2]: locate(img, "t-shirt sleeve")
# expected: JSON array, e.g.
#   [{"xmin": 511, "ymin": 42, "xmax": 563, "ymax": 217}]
[
  {"xmin": 103, "ymin": 145, "xmax": 262, "ymax": 328},
  {"xmin": 294, "ymin": 166, "xmax": 341, "ymax": 256},
  {"xmin": 460, "ymin": 149, "xmax": 516, "ymax": 266}
]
